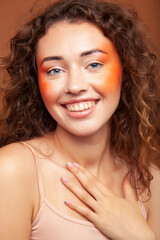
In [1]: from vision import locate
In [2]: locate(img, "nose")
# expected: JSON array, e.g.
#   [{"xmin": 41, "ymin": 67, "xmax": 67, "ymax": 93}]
[{"xmin": 64, "ymin": 67, "xmax": 89, "ymax": 95}]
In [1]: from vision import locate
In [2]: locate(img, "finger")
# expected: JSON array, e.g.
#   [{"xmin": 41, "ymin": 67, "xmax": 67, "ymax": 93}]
[
  {"xmin": 122, "ymin": 173, "xmax": 138, "ymax": 202},
  {"xmin": 61, "ymin": 176, "xmax": 97, "ymax": 211},
  {"xmin": 66, "ymin": 161, "xmax": 111, "ymax": 199},
  {"xmin": 73, "ymin": 163, "xmax": 108, "ymax": 194},
  {"xmin": 64, "ymin": 199, "xmax": 97, "ymax": 224}
]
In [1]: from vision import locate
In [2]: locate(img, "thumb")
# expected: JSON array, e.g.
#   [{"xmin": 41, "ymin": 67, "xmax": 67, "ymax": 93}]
[{"xmin": 122, "ymin": 173, "xmax": 138, "ymax": 202}]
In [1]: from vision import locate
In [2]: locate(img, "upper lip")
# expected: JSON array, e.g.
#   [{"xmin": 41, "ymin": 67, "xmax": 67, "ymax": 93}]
[{"xmin": 61, "ymin": 98, "xmax": 100, "ymax": 105}]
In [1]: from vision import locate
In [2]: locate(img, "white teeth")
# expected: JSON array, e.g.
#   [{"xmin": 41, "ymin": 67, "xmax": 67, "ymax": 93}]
[
  {"xmin": 79, "ymin": 103, "xmax": 84, "ymax": 111},
  {"xmin": 70, "ymin": 105, "xmax": 74, "ymax": 111},
  {"xmin": 74, "ymin": 105, "xmax": 79, "ymax": 111},
  {"xmin": 84, "ymin": 103, "xmax": 88, "ymax": 109},
  {"xmin": 88, "ymin": 102, "xmax": 92, "ymax": 108},
  {"xmin": 66, "ymin": 101, "xmax": 96, "ymax": 112}
]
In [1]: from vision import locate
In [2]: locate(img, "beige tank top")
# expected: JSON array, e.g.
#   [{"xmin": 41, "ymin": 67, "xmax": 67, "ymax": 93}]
[{"xmin": 22, "ymin": 142, "xmax": 147, "ymax": 240}]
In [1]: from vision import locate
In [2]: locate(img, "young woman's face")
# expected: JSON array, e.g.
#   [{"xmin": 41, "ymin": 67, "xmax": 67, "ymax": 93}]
[{"xmin": 36, "ymin": 21, "xmax": 122, "ymax": 136}]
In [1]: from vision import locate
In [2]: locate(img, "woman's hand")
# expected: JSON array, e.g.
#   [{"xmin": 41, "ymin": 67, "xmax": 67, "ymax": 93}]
[{"xmin": 61, "ymin": 161, "xmax": 155, "ymax": 240}]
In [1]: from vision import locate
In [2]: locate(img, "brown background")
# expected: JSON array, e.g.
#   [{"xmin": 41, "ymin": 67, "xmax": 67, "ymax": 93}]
[
  {"xmin": 0, "ymin": 0, "xmax": 160, "ymax": 166},
  {"xmin": 0, "ymin": 0, "xmax": 160, "ymax": 57}
]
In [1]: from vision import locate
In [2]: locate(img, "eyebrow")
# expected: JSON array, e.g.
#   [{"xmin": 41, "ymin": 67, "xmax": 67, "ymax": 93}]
[
  {"xmin": 41, "ymin": 48, "xmax": 107, "ymax": 65},
  {"xmin": 80, "ymin": 48, "xmax": 107, "ymax": 57}
]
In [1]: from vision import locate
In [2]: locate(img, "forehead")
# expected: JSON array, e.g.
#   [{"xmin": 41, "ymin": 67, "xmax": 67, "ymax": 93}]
[{"xmin": 36, "ymin": 21, "xmax": 116, "ymax": 60}]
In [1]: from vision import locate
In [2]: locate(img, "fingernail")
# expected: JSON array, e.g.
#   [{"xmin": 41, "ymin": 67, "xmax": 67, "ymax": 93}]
[
  {"xmin": 66, "ymin": 161, "xmax": 74, "ymax": 169},
  {"xmin": 61, "ymin": 176, "xmax": 68, "ymax": 183},
  {"xmin": 64, "ymin": 200, "xmax": 72, "ymax": 206},
  {"xmin": 73, "ymin": 162, "xmax": 80, "ymax": 168}
]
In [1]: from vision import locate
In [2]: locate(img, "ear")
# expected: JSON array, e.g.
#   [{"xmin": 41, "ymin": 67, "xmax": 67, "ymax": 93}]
[{"xmin": 122, "ymin": 173, "xmax": 138, "ymax": 202}]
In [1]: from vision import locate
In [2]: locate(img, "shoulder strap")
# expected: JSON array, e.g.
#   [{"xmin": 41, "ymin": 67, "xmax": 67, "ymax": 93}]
[
  {"xmin": 138, "ymin": 199, "xmax": 147, "ymax": 220},
  {"xmin": 21, "ymin": 141, "xmax": 45, "ymax": 205}
]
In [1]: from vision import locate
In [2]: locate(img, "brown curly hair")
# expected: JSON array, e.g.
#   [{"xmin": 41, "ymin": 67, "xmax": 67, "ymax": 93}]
[{"xmin": 0, "ymin": 0, "xmax": 159, "ymax": 197}]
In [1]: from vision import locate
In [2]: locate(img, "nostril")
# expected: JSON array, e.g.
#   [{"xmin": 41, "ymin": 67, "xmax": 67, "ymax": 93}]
[
  {"xmin": 65, "ymin": 76, "xmax": 89, "ymax": 94},
  {"xmin": 65, "ymin": 87, "xmax": 88, "ymax": 95}
]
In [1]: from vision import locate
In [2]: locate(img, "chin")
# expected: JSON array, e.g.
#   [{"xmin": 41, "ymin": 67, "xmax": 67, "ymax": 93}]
[{"xmin": 62, "ymin": 123, "xmax": 106, "ymax": 138}]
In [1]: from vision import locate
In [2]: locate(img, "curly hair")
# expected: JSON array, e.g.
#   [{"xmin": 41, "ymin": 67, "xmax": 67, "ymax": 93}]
[{"xmin": 0, "ymin": 0, "xmax": 159, "ymax": 197}]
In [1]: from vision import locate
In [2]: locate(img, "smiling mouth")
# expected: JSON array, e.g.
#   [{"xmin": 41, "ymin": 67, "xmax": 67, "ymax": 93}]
[{"xmin": 63, "ymin": 100, "xmax": 97, "ymax": 112}]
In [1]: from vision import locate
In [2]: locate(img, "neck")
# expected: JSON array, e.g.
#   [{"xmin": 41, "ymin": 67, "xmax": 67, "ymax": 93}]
[{"xmin": 52, "ymin": 124, "xmax": 117, "ymax": 176}]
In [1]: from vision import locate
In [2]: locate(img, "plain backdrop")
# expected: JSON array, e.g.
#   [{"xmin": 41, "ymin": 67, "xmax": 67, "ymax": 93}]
[{"xmin": 0, "ymin": 0, "xmax": 160, "ymax": 57}]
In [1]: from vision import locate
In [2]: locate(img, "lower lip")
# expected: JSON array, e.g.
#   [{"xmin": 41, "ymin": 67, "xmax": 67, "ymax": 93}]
[{"xmin": 62, "ymin": 102, "xmax": 99, "ymax": 119}]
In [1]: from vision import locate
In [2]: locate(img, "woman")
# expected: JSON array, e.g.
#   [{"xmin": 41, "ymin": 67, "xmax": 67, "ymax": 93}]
[{"xmin": 0, "ymin": 0, "xmax": 159, "ymax": 239}]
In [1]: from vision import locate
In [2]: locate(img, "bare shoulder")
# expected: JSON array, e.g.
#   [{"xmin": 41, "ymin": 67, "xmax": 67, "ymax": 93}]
[
  {"xmin": 0, "ymin": 142, "xmax": 39, "ymax": 240},
  {"xmin": 145, "ymin": 163, "xmax": 160, "ymax": 239},
  {"xmin": 0, "ymin": 142, "xmax": 38, "ymax": 179}
]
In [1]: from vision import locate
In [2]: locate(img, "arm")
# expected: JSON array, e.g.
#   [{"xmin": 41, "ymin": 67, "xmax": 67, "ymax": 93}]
[{"xmin": 0, "ymin": 143, "xmax": 36, "ymax": 240}]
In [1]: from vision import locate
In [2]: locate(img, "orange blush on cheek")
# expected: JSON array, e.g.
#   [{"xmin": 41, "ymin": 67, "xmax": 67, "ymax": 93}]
[
  {"xmin": 102, "ymin": 63, "xmax": 122, "ymax": 92},
  {"xmin": 38, "ymin": 74, "xmax": 52, "ymax": 99},
  {"xmin": 38, "ymin": 73, "xmax": 59, "ymax": 107},
  {"xmin": 39, "ymin": 80, "xmax": 49, "ymax": 93},
  {"xmin": 96, "ymin": 42, "xmax": 122, "ymax": 94}
]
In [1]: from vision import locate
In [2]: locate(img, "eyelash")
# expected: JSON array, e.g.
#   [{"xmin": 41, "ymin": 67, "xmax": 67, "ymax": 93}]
[
  {"xmin": 87, "ymin": 62, "xmax": 103, "ymax": 70},
  {"xmin": 47, "ymin": 68, "xmax": 64, "ymax": 75},
  {"xmin": 46, "ymin": 62, "xmax": 103, "ymax": 76}
]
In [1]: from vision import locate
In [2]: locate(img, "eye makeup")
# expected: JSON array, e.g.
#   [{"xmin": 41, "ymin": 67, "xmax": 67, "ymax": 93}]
[{"xmin": 92, "ymin": 43, "xmax": 122, "ymax": 94}]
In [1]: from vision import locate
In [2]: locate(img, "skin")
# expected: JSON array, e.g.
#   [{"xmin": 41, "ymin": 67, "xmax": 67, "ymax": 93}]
[
  {"xmin": 36, "ymin": 21, "xmax": 157, "ymax": 239},
  {"xmin": 0, "ymin": 21, "xmax": 159, "ymax": 240},
  {"xmin": 37, "ymin": 21, "xmax": 122, "ymax": 137},
  {"xmin": 61, "ymin": 162, "xmax": 156, "ymax": 240}
]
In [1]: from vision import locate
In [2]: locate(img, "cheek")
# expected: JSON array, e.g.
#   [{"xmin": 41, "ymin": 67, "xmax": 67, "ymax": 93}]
[
  {"xmin": 96, "ymin": 62, "xmax": 122, "ymax": 94},
  {"xmin": 38, "ymin": 74, "xmax": 57, "ymax": 104}
]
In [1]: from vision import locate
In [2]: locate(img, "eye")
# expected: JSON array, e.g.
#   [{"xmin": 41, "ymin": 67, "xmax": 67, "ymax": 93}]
[
  {"xmin": 47, "ymin": 68, "xmax": 64, "ymax": 75},
  {"xmin": 88, "ymin": 62, "xmax": 103, "ymax": 70}
]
